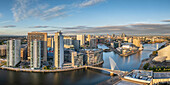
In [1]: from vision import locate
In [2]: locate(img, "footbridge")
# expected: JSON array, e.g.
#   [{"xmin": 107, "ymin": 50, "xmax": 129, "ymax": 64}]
[
  {"xmin": 86, "ymin": 66, "xmax": 125, "ymax": 76},
  {"xmin": 86, "ymin": 57, "xmax": 127, "ymax": 76}
]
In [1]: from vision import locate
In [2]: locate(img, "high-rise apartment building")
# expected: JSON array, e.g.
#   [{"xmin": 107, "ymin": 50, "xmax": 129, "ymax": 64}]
[
  {"xmin": 6, "ymin": 39, "xmax": 21, "ymax": 67},
  {"xmin": 54, "ymin": 31, "xmax": 64, "ymax": 68},
  {"xmin": 27, "ymin": 32, "xmax": 47, "ymax": 61},
  {"xmin": 30, "ymin": 40, "xmax": 41, "ymax": 69},
  {"xmin": 77, "ymin": 35, "xmax": 85, "ymax": 46}
]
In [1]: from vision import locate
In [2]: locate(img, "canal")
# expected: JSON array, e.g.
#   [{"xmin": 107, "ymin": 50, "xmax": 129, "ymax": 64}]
[{"xmin": 0, "ymin": 43, "xmax": 162, "ymax": 85}]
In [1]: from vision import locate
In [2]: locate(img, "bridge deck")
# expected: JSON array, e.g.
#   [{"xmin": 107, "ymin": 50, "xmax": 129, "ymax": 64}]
[{"xmin": 87, "ymin": 66, "xmax": 124, "ymax": 75}]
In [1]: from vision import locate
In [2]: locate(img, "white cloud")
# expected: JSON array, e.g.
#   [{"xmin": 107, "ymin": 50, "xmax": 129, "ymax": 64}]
[
  {"xmin": 11, "ymin": 0, "xmax": 67, "ymax": 21},
  {"xmin": 11, "ymin": 0, "xmax": 106, "ymax": 21},
  {"xmin": 78, "ymin": 0, "xmax": 105, "ymax": 7},
  {"xmin": 0, "ymin": 20, "xmax": 12, "ymax": 24}
]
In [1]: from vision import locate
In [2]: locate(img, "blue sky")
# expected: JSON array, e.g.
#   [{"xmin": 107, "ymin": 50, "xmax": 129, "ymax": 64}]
[{"xmin": 0, "ymin": 0, "xmax": 170, "ymax": 35}]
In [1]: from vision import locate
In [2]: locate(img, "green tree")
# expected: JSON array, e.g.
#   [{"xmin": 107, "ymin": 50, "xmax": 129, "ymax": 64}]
[{"xmin": 143, "ymin": 63, "xmax": 149, "ymax": 70}]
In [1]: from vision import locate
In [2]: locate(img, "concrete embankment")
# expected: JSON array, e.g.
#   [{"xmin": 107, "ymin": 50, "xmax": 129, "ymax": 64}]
[{"xmin": 0, "ymin": 61, "xmax": 104, "ymax": 73}]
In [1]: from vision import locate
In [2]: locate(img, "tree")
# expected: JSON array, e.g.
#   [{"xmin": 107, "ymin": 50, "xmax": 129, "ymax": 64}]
[{"xmin": 143, "ymin": 63, "xmax": 149, "ymax": 70}]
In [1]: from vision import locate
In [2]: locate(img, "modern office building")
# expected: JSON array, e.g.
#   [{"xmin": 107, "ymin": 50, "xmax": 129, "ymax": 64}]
[
  {"xmin": 64, "ymin": 36, "xmax": 73, "ymax": 45},
  {"xmin": 47, "ymin": 37, "xmax": 54, "ymax": 48},
  {"xmin": 133, "ymin": 38, "xmax": 141, "ymax": 47},
  {"xmin": 63, "ymin": 36, "xmax": 74, "ymax": 49},
  {"xmin": 85, "ymin": 49, "xmax": 103, "ymax": 65},
  {"xmin": 0, "ymin": 45, "xmax": 6, "ymax": 57},
  {"xmin": 6, "ymin": 39, "xmax": 21, "ymax": 67},
  {"xmin": 77, "ymin": 35, "xmax": 85, "ymax": 46},
  {"xmin": 89, "ymin": 38, "xmax": 97, "ymax": 49},
  {"xmin": 27, "ymin": 32, "xmax": 47, "ymax": 61},
  {"xmin": 20, "ymin": 44, "xmax": 27, "ymax": 60},
  {"xmin": 30, "ymin": 40, "xmax": 41, "ymax": 69},
  {"xmin": 71, "ymin": 51, "xmax": 84, "ymax": 67},
  {"xmin": 72, "ymin": 40, "xmax": 80, "ymax": 51},
  {"xmin": 64, "ymin": 49, "xmax": 72, "ymax": 63},
  {"xmin": 54, "ymin": 31, "xmax": 64, "ymax": 68}
]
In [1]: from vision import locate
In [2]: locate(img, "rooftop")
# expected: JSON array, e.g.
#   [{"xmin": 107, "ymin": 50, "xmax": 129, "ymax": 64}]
[{"xmin": 154, "ymin": 72, "xmax": 170, "ymax": 79}]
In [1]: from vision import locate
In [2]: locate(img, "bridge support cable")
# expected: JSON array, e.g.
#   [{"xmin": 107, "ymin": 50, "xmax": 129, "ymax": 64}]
[{"xmin": 109, "ymin": 57, "xmax": 120, "ymax": 70}]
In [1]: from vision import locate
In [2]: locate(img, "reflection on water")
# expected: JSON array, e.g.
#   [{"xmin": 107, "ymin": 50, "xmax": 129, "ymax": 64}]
[{"xmin": 0, "ymin": 69, "xmax": 110, "ymax": 85}]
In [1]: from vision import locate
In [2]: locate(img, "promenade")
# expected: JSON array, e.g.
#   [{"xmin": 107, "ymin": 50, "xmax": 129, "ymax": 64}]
[{"xmin": 0, "ymin": 61, "xmax": 104, "ymax": 73}]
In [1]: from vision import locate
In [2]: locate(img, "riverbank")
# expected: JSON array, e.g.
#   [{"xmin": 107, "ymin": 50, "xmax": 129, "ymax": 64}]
[{"xmin": 0, "ymin": 61, "xmax": 104, "ymax": 73}]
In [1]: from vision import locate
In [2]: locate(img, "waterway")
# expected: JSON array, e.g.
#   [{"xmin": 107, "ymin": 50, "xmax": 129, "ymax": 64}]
[{"xmin": 0, "ymin": 43, "xmax": 163, "ymax": 85}]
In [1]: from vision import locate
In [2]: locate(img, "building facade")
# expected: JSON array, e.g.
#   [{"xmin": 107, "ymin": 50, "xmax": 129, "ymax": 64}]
[
  {"xmin": 30, "ymin": 40, "xmax": 41, "ymax": 69},
  {"xmin": 0, "ymin": 45, "xmax": 6, "ymax": 57},
  {"xmin": 77, "ymin": 35, "xmax": 85, "ymax": 46},
  {"xmin": 47, "ymin": 37, "xmax": 54, "ymax": 48},
  {"xmin": 158, "ymin": 44, "xmax": 170, "ymax": 62},
  {"xmin": 133, "ymin": 38, "xmax": 141, "ymax": 47},
  {"xmin": 89, "ymin": 38, "xmax": 97, "ymax": 49},
  {"xmin": 54, "ymin": 32, "xmax": 64, "ymax": 68},
  {"xmin": 27, "ymin": 32, "xmax": 47, "ymax": 61},
  {"xmin": 72, "ymin": 40, "xmax": 80, "ymax": 51},
  {"xmin": 6, "ymin": 39, "xmax": 21, "ymax": 67},
  {"xmin": 85, "ymin": 49, "xmax": 103, "ymax": 65},
  {"xmin": 71, "ymin": 51, "xmax": 84, "ymax": 67},
  {"xmin": 20, "ymin": 44, "xmax": 27, "ymax": 60}
]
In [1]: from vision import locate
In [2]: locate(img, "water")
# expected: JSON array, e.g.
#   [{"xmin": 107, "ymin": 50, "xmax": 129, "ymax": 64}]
[{"xmin": 0, "ymin": 43, "xmax": 162, "ymax": 85}]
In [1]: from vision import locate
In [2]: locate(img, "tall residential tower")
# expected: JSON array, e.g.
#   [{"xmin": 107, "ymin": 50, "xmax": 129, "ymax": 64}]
[
  {"xmin": 30, "ymin": 40, "xmax": 41, "ymax": 69},
  {"xmin": 6, "ymin": 39, "xmax": 21, "ymax": 67},
  {"xmin": 27, "ymin": 32, "xmax": 47, "ymax": 61},
  {"xmin": 54, "ymin": 31, "xmax": 64, "ymax": 68}
]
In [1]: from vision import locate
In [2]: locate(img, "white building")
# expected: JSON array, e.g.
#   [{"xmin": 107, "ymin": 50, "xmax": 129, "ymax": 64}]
[
  {"xmin": 77, "ymin": 35, "xmax": 85, "ymax": 46},
  {"xmin": 30, "ymin": 40, "xmax": 41, "ymax": 69},
  {"xmin": 157, "ymin": 44, "xmax": 170, "ymax": 62},
  {"xmin": 7, "ymin": 39, "xmax": 21, "ymax": 67},
  {"xmin": 54, "ymin": 31, "xmax": 64, "ymax": 68}
]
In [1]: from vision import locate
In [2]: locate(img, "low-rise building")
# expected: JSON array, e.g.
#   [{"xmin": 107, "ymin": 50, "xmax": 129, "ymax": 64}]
[{"xmin": 0, "ymin": 45, "xmax": 6, "ymax": 57}]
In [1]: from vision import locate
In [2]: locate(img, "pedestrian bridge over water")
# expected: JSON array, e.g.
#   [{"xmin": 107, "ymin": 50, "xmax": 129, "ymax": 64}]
[
  {"xmin": 86, "ymin": 66, "xmax": 126, "ymax": 76},
  {"xmin": 86, "ymin": 57, "xmax": 127, "ymax": 76}
]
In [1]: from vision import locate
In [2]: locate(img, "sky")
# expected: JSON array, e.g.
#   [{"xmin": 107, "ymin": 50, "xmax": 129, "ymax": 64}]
[{"xmin": 0, "ymin": 0, "xmax": 170, "ymax": 35}]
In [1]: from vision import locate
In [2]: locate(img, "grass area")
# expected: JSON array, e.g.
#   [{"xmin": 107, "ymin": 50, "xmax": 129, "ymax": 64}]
[{"xmin": 143, "ymin": 63, "xmax": 170, "ymax": 72}]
